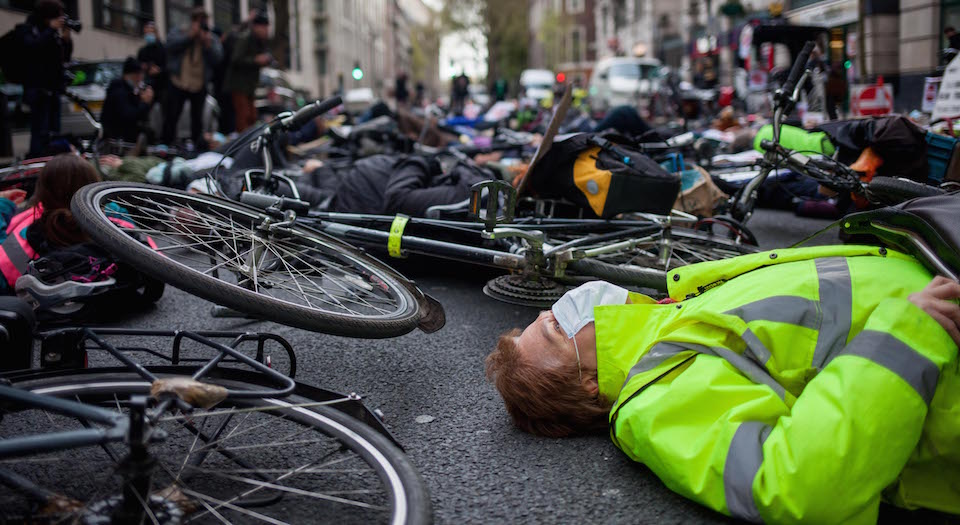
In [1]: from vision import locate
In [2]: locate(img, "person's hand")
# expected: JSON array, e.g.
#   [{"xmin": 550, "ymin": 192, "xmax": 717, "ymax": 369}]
[
  {"xmin": 140, "ymin": 86, "xmax": 154, "ymax": 104},
  {"xmin": 909, "ymin": 276, "xmax": 960, "ymax": 346},
  {"xmin": 255, "ymin": 53, "xmax": 272, "ymax": 66},
  {"xmin": 49, "ymin": 16, "xmax": 65, "ymax": 31},
  {"xmin": 99, "ymin": 155, "xmax": 123, "ymax": 169},
  {"xmin": 0, "ymin": 189, "xmax": 27, "ymax": 205},
  {"xmin": 148, "ymin": 64, "xmax": 161, "ymax": 76}
]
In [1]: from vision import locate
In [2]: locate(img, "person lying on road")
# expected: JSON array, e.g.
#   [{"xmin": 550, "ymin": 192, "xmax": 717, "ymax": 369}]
[{"xmin": 486, "ymin": 245, "xmax": 960, "ymax": 523}]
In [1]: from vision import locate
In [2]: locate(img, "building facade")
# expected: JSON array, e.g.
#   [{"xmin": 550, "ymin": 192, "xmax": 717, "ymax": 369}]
[
  {"xmin": 529, "ymin": 0, "xmax": 598, "ymax": 82},
  {"xmin": 1, "ymin": 0, "xmax": 433, "ymax": 100}
]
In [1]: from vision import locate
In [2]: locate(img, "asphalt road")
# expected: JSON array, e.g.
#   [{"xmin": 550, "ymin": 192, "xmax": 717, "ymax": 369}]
[{"xmin": 73, "ymin": 209, "xmax": 956, "ymax": 524}]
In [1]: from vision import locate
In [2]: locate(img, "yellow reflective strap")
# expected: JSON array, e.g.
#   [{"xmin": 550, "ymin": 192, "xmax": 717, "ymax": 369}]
[{"xmin": 387, "ymin": 214, "xmax": 409, "ymax": 258}]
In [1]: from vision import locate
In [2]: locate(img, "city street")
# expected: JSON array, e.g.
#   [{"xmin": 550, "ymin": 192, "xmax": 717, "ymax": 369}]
[{"xmin": 97, "ymin": 209, "xmax": 865, "ymax": 524}]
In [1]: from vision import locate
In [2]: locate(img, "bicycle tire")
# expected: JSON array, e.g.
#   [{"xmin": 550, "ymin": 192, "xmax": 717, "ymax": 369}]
[
  {"xmin": 865, "ymin": 176, "xmax": 945, "ymax": 205},
  {"xmin": 71, "ymin": 182, "xmax": 420, "ymax": 338},
  {"xmin": 0, "ymin": 368, "xmax": 432, "ymax": 525},
  {"xmin": 565, "ymin": 229, "xmax": 758, "ymax": 291}
]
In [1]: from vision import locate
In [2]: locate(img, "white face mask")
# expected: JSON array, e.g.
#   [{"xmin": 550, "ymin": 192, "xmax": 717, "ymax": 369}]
[
  {"xmin": 552, "ymin": 281, "xmax": 630, "ymax": 339},
  {"xmin": 551, "ymin": 281, "xmax": 629, "ymax": 383}
]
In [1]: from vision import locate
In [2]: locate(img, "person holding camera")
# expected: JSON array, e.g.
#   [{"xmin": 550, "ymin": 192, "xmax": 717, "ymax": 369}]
[
  {"xmin": 19, "ymin": 0, "xmax": 74, "ymax": 157},
  {"xmin": 163, "ymin": 7, "xmax": 222, "ymax": 148},
  {"xmin": 223, "ymin": 12, "xmax": 271, "ymax": 133},
  {"xmin": 101, "ymin": 57, "xmax": 154, "ymax": 144}
]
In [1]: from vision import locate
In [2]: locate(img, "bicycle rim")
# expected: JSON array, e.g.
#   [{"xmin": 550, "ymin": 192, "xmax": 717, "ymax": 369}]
[
  {"xmin": 0, "ymin": 371, "xmax": 431, "ymax": 524},
  {"xmin": 72, "ymin": 183, "xmax": 419, "ymax": 337},
  {"xmin": 560, "ymin": 228, "xmax": 757, "ymax": 271}
]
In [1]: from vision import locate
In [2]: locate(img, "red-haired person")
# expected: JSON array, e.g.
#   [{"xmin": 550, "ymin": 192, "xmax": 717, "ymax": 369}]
[
  {"xmin": 488, "ymin": 248, "xmax": 960, "ymax": 522},
  {"xmin": 0, "ymin": 154, "xmax": 100, "ymax": 291}
]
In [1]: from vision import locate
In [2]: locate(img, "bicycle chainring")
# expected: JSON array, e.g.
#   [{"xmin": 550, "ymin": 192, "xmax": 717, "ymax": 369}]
[{"xmin": 483, "ymin": 274, "xmax": 568, "ymax": 308}]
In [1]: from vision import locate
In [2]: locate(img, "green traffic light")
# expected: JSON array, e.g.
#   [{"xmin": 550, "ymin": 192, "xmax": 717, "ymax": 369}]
[
  {"xmin": 352, "ymin": 67, "xmax": 363, "ymax": 80},
  {"xmin": 844, "ymin": 60, "xmax": 851, "ymax": 69}
]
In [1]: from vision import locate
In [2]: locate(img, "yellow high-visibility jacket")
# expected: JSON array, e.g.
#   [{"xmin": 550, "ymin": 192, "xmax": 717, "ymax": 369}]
[{"xmin": 594, "ymin": 245, "xmax": 960, "ymax": 524}]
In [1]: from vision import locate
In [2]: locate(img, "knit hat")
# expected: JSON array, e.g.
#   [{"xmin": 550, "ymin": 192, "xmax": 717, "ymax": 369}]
[{"xmin": 122, "ymin": 56, "xmax": 142, "ymax": 75}]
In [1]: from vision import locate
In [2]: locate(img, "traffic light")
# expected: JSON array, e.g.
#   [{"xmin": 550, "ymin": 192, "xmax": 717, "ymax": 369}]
[
  {"xmin": 352, "ymin": 61, "xmax": 363, "ymax": 80},
  {"xmin": 556, "ymin": 72, "xmax": 566, "ymax": 83}
]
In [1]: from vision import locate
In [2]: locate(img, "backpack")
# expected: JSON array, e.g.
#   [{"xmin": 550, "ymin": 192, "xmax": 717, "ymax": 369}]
[
  {"xmin": 0, "ymin": 24, "xmax": 30, "ymax": 84},
  {"xmin": 525, "ymin": 133, "xmax": 681, "ymax": 218}
]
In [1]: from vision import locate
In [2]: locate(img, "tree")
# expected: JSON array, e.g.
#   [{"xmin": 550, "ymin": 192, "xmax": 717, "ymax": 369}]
[
  {"xmin": 538, "ymin": 8, "xmax": 573, "ymax": 71},
  {"xmin": 441, "ymin": 0, "xmax": 529, "ymax": 83}
]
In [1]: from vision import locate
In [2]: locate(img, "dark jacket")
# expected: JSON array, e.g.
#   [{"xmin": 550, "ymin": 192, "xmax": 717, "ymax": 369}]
[
  {"xmin": 19, "ymin": 20, "xmax": 72, "ymax": 91},
  {"xmin": 137, "ymin": 40, "xmax": 167, "ymax": 90},
  {"xmin": 223, "ymin": 31, "xmax": 267, "ymax": 96},
  {"xmin": 332, "ymin": 155, "xmax": 493, "ymax": 216},
  {"xmin": 101, "ymin": 79, "xmax": 151, "ymax": 142},
  {"xmin": 165, "ymin": 26, "xmax": 222, "ymax": 86}
]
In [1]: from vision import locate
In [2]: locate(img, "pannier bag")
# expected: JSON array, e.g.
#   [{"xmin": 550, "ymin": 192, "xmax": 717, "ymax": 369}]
[{"xmin": 525, "ymin": 133, "xmax": 681, "ymax": 217}]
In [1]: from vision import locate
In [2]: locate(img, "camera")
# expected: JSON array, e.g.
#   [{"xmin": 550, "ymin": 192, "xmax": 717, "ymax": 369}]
[
  {"xmin": 200, "ymin": 22, "xmax": 210, "ymax": 32},
  {"xmin": 65, "ymin": 17, "xmax": 82, "ymax": 32}
]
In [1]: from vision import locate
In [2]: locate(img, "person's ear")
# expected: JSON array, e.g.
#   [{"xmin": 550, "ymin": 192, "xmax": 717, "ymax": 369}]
[{"xmin": 582, "ymin": 374, "xmax": 599, "ymax": 397}]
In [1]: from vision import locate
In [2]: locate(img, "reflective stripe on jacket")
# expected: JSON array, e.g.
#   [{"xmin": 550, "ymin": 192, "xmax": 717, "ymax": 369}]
[
  {"xmin": 0, "ymin": 207, "xmax": 40, "ymax": 288},
  {"xmin": 594, "ymin": 244, "xmax": 960, "ymax": 523}
]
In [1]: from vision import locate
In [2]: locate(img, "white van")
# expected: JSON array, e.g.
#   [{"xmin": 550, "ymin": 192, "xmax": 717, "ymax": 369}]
[
  {"xmin": 588, "ymin": 57, "xmax": 662, "ymax": 114},
  {"xmin": 519, "ymin": 69, "xmax": 555, "ymax": 101}
]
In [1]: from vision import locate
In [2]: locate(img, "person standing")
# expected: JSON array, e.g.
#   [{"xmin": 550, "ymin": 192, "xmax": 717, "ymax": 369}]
[
  {"xmin": 136, "ymin": 21, "xmax": 166, "ymax": 109},
  {"xmin": 825, "ymin": 62, "xmax": 847, "ymax": 120},
  {"xmin": 163, "ymin": 7, "xmax": 222, "ymax": 148},
  {"xmin": 20, "ymin": 0, "xmax": 73, "ymax": 157},
  {"xmin": 101, "ymin": 57, "xmax": 154, "ymax": 143},
  {"xmin": 223, "ymin": 13, "xmax": 271, "ymax": 133},
  {"xmin": 395, "ymin": 71, "xmax": 410, "ymax": 107},
  {"xmin": 946, "ymin": 26, "xmax": 960, "ymax": 50}
]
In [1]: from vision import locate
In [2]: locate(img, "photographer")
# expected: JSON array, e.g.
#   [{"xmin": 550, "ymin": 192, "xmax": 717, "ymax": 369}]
[
  {"xmin": 19, "ymin": 0, "xmax": 74, "ymax": 157},
  {"xmin": 101, "ymin": 57, "xmax": 154, "ymax": 143},
  {"xmin": 163, "ymin": 7, "xmax": 222, "ymax": 148}
]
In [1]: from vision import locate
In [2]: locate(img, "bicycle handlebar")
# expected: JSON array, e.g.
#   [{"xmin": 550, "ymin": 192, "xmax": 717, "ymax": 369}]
[
  {"xmin": 240, "ymin": 191, "xmax": 312, "ymax": 214},
  {"xmin": 783, "ymin": 41, "xmax": 815, "ymax": 99},
  {"xmin": 275, "ymin": 96, "xmax": 342, "ymax": 131}
]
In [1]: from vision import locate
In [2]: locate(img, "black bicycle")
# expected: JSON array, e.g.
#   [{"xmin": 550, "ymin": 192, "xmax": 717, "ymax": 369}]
[
  {"xmin": 0, "ymin": 316, "xmax": 431, "ymax": 523},
  {"xmin": 724, "ymin": 41, "xmax": 950, "ymax": 225}
]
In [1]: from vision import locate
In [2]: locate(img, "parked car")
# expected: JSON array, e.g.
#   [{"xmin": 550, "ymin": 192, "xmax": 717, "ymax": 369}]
[
  {"xmin": 61, "ymin": 60, "xmax": 218, "ymax": 142},
  {"xmin": 588, "ymin": 57, "xmax": 662, "ymax": 114},
  {"xmin": 519, "ymin": 69, "xmax": 555, "ymax": 101},
  {"xmin": 343, "ymin": 87, "xmax": 376, "ymax": 115},
  {"xmin": 254, "ymin": 67, "xmax": 308, "ymax": 116},
  {"xmin": 468, "ymin": 84, "xmax": 491, "ymax": 107}
]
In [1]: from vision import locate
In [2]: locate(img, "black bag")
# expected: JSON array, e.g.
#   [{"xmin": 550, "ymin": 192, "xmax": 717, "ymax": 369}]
[
  {"xmin": 0, "ymin": 25, "xmax": 30, "ymax": 84},
  {"xmin": 526, "ymin": 133, "xmax": 680, "ymax": 217},
  {"xmin": 0, "ymin": 296, "xmax": 36, "ymax": 372}
]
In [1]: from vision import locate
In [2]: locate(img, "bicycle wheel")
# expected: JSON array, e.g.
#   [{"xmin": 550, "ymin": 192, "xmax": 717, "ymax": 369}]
[
  {"xmin": 71, "ymin": 182, "xmax": 420, "ymax": 337},
  {"xmin": 0, "ymin": 368, "xmax": 431, "ymax": 524},
  {"xmin": 564, "ymin": 228, "xmax": 758, "ymax": 290}
]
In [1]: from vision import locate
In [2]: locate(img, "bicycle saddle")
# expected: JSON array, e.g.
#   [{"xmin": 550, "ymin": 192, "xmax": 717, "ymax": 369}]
[{"xmin": 842, "ymin": 193, "xmax": 960, "ymax": 280}]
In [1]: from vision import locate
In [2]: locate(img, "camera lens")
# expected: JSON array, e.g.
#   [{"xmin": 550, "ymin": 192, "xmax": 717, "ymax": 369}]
[{"xmin": 65, "ymin": 18, "xmax": 82, "ymax": 32}]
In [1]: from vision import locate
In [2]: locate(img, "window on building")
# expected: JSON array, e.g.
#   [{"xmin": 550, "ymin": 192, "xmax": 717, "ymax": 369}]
[
  {"xmin": 316, "ymin": 0, "xmax": 326, "ymax": 14},
  {"xmin": 212, "ymin": 0, "xmax": 239, "ymax": 32},
  {"xmin": 570, "ymin": 26, "xmax": 584, "ymax": 62},
  {"xmin": 94, "ymin": 0, "xmax": 155, "ymax": 36},
  {"xmin": 318, "ymin": 50, "xmax": 327, "ymax": 74},
  {"xmin": 567, "ymin": 0, "xmax": 585, "ymax": 13},
  {"xmin": 634, "ymin": 0, "xmax": 644, "ymax": 19},
  {"xmin": 614, "ymin": 0, "xmax": 627, "ymax": 31},
  {"xmin": 166, "ymin": 0, "xmax": 202, "ymax": 32}
]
